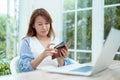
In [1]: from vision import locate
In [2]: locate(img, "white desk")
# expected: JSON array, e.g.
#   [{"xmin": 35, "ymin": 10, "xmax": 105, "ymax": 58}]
[{"xmin": 0, "ymin": 61, "xmax": 120, "ymax": 80}]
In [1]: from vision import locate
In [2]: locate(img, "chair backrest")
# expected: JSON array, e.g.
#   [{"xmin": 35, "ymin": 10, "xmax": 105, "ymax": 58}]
[{"xmin": 10, "ymin": 56, "xmax": 20, "ymax": 75}]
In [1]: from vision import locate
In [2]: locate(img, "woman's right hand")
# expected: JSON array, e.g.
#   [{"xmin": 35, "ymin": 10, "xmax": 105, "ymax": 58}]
[
  {"xmin": 42, "ymin": 43, "xmax": 57, "ymax": 58},
  {"xmin": 30, "ymin": 43, "xmax": 57, "ymax": 69}
]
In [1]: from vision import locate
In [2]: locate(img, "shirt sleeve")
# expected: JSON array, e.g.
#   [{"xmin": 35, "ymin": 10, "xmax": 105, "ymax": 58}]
[
  {"xmin": 18, "ymin": 37, "xmax": 35, "ymax": 72},
  {"xmin": 64, "ymin": 58, "xmax": 74, "ymax": 65}
]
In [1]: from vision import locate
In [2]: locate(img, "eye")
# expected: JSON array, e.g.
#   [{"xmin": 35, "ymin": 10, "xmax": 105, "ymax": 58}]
[
  {"xmin": 38, "ymin": 24, "xmax": 42, "ymax": 26},
  {"xmin": 45, "ymin": 22, "xmax": 49, "ymax": 25}
]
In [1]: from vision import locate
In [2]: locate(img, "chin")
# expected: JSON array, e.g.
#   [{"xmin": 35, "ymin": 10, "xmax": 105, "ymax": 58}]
[
  {"xmin": 40, "ymin": 32, "xmax": 48, "ymax": 37},
  {"xmin": 41, "ymin": 34, "xmax": 48, "ymax": 37}
]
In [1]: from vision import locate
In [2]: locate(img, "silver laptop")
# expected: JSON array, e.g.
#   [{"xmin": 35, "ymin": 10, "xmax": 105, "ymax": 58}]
[{"xmin": 40, "ymin": 27, "xmax": 120, "ymax": 76}]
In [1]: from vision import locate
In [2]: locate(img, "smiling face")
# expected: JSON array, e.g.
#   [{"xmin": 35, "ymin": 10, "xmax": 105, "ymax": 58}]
[
  {"xmin": 33, "ymin": 16, "xmax": 50, "ymax": 37},
  {"xmin": 27, "ymin": 8, "xmax": 55, "ymax": 40}
]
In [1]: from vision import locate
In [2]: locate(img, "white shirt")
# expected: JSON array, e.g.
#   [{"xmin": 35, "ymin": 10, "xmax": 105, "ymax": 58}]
[{"xmin": 29, "ymin": 37, "xmax": 60, "ymax": 68}]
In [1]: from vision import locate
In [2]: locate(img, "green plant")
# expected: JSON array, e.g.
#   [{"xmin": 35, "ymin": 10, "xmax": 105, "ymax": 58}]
[
  {"xmin": 0, "ymin": 13, "xmax": 17, "ymax": 76},
  {"xmin": 0, "ymin": 14, "xmax": 6, "ymax": 52},
  {"xmin": 0, "ymin": 59, "xmax": 11, "ymax": 76},
  {"xmin": 114, "ymin": 54, "xmax": 120, "ymax": 60}
]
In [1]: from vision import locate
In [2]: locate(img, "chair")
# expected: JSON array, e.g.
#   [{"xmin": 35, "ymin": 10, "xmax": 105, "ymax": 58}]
[{"xmin": 10, "ymin": 56, "xmax": 20, "ymax": 75}]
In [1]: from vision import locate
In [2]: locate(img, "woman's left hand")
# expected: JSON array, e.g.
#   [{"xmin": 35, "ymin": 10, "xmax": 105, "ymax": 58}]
[
  {"xmin": 58, "ymin": 45, "xmax": 68, "ymax": 59},
  {"xmin": 56, "ymin": 45, "xmax": 68, "ymax": 66}
]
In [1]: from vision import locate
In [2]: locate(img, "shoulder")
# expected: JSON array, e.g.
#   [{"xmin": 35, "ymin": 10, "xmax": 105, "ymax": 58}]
[
  {"xmin": 21, "ymin": 37, "xmax": 30, "ymax": 44},
  {"xmin": 21, "ymin": 36, "xmax": 36, "ymax": 43},
  {"xmin": 20, "ymin": 37, "xmax": 35, "ymax": 47}
]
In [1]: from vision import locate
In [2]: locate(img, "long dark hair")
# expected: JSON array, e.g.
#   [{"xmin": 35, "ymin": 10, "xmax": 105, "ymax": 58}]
[{"xmin": 26, "ymin": 8, "xmax": 55, "ymax": 40}]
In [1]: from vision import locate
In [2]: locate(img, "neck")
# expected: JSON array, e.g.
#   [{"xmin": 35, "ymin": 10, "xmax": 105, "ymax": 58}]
[{"xmin": 36, "ymin": 35, "xmax": 50, "ymax": 41}]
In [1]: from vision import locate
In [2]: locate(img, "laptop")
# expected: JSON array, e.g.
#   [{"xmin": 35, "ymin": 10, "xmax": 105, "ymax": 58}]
[{"xmin": 39, "ymin": 27, "xmax": 120, "ymax": 76}]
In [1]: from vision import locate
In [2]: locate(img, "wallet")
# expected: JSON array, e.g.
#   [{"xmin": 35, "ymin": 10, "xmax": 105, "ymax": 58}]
[{"xmin": 52, "ymin": 39, "xmax": 72, "ymax": 59}]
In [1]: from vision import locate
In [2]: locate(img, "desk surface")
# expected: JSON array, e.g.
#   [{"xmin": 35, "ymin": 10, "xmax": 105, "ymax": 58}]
[{"xmin": 0, "ymin": 61, "xmax": 120, "ymax": 80}]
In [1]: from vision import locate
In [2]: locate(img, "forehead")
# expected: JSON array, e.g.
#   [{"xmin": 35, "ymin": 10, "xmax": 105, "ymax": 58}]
[{"xmin": 35, "ymin": 16, "xmax": 47, "ymax": 22}]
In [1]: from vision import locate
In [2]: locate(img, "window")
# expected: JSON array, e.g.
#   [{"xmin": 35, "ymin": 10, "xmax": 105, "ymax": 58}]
[
  {"xmin": 104, "ymin": 0, "xmax": 120, "ymax": 60},
  {"xmin": 62, "ymin": 0, "xmax": 92, "ymax": 63},
  {"xmin": 0, "ymin": 0, "xmax": 19, "ymax": 75},
  {"xmin": 62, "ymin": 0, "xmax": 120, "ymax": 63}
]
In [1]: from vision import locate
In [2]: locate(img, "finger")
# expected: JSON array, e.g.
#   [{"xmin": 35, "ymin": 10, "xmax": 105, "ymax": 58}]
[
  {"xmin": 61, "ymin": 49, "xmax": 68, "ymax": 57},
  {"xmin": 45, "ymin": 48, "xmax": 53, "ymax": 51},
  {"xmin": 59, "ymin": 51, "xmax": 64, "ymax": 58},
  {"xmin": 46, "ymin": 43, "xmax": 55, "ymax": 48},
  {"xmin": 45, "ymin": 47, "xmax": 57, "ymax": 52},
  {"xmin": 60, "ymin": 50, "xmax": 66, "ymax": 58},
  {"xmin": 58, "ymin": 50, "xmax": 62, "ymax": 57},
  {"xmin": 45, "ymin": 51, "xmax": 56, "ymax": 56},
  {"xmin": 48, "ymin": 53, "xmax": 54, "ymax": 56}
]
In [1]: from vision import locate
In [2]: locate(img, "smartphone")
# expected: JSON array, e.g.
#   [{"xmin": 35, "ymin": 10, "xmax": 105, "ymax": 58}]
[
  {"xmin": 52, "ymin": 39, "xmax": 72, "ymax": 59},
  {"xmin": 54, "ymin": 41, "xmax": 66, "ymax": 49}
]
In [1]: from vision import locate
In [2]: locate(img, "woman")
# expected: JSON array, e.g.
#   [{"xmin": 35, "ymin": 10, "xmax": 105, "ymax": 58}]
[{"xmin": 18, "ymin": 8, "xmax": 72, "ymax": 72}]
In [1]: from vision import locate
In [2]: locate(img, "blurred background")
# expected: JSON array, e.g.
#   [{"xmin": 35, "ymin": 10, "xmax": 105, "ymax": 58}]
[{"xmin": 0, "ymin": 0, "xmax": 120, "ymax": 75}]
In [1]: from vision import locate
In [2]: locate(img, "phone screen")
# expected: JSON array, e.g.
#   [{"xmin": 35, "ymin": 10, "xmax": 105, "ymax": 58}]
[{"xmin": 54, "ymin": 41, "xmax": 65, "ymax": 49}]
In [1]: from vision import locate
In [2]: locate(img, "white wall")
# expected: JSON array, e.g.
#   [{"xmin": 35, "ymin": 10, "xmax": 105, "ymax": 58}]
[
  {"xmin": 19, "ymin": 0, "xmax": 33, "ymax": 40},
  {"xmin": 19, "ymin": 0, "xmax": 62, "ymax": 41}
]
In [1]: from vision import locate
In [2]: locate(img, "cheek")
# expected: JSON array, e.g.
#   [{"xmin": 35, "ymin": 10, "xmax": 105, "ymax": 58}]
[
  {"xmin": 34, "ymin": 26, "xmax": 38, "ymax": 31},
  {"xmin": 33, "ymin": 25, "xmax": 37, "ymax": 30},
  {"xmin": 34, "ymin": 27, "xmax": 40, "ymax": 33},
  {"xmin": 47, "ymin": 26, "xmax": 50, "ymax": 31}
]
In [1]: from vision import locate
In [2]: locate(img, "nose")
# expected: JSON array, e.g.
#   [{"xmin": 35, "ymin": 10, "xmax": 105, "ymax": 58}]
[{"xmin": 42, "ymin": 24, "xmax": 46, "ymax": 29}]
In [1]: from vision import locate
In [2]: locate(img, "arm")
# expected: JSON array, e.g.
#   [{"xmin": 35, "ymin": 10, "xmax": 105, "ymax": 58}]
[
  {"xmin": 18, "ymin": 38, "xmax": 35, "ymax": 72},
  {"xmin": 57, "ymin": 46, "xmax": 73, "ymax": 66},
  {"xmin": 57, "ymin": 58, "xmax": 73, "ymax": 66},
  {"xmin": 18, "ymin": 38, "xmax": 56, "ymax": 72}
]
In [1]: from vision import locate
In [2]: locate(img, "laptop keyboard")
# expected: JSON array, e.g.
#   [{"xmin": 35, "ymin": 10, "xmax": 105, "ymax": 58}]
[{"xmin": 70, "ymin": 66, "xmax": 93, "ymax": 72}]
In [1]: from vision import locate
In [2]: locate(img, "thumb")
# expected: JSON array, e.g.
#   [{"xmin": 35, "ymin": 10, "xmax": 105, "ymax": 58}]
[{"xmin": 46, "ymin": 43, "xmax": 55, "ymax": 48}]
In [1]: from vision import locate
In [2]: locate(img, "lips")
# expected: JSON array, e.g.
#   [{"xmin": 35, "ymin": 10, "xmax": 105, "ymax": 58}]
[{"xmin": 41, "ymin": 31, "xmax": 47, "ymax": 33}]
